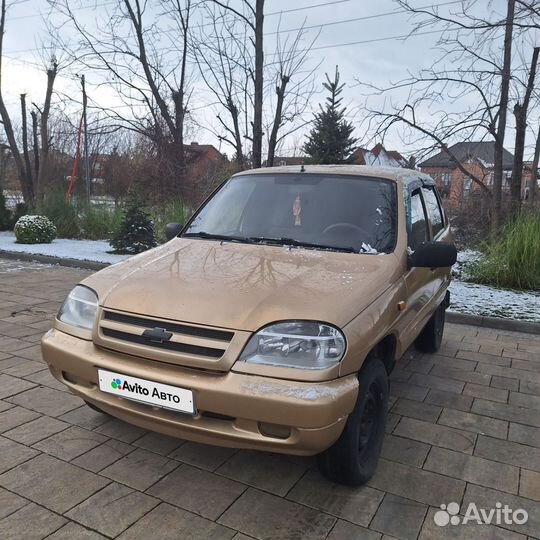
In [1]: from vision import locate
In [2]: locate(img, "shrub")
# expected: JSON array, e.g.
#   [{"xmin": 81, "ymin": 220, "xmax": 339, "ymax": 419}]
[
  {"xmin": 468, "ymin": 211, "xmax": 540, "ymax": 291},
  {"xmin": 109, "ymin": 187, "xmax": 157, "ymax": 254},
  {"xmin": 14, "ymin": 215, "xmax": 57, "ymax": 244},
  {"xmin": 40, "ymin": 192, "xmax": 123, "ymax": 240},
  {"xmin": 40, "ymin": 192, "xmax": 80, "ymax": 238},
  {"xmin": 0, "ymin": 190, "xmax": 11, "ymax": 230},
  {"xmin": 78, "ymin": 202, "xmax": 123, "ymax": 240},
  {"xmin": 10, "ymin": 203, "xmax": 28, "ymax": 229}
]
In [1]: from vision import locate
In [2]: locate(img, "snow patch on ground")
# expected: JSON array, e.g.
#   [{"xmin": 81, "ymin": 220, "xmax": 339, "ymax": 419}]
[
  {"xmin": 450, "ymin": 280, "xmax": 540, "ymax": 322},
  {"xmin": 0, "ymin": 231, "xmax": 129, "ymax": 264},
  {"xmin": 452, "ymin": 248, "xmax": 483, "ymax": 280}
]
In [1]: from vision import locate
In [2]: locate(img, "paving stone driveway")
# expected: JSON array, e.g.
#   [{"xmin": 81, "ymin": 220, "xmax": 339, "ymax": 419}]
[{"xmin": 0, "ymin": 258, "xmax": 539, "ymax": 540}]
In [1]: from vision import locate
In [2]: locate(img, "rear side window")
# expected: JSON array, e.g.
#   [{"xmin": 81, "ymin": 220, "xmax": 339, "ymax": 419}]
[
  {"xmin": 408, "ymin": 190, "xmax": 428, "ymax": 251},
  {"xmin": 422, "ymin": 186, "xmax": 445, "ymax": 236}
]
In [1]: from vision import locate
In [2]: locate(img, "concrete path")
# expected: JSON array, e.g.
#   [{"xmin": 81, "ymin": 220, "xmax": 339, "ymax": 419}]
[{"xmin": 0, "ymin": 258, "xmax": 539, "ymax": 540}]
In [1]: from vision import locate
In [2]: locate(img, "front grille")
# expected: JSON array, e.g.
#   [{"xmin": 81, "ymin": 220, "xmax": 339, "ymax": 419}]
[
  {"xmin": 101, "ymin": 327, "xmax": 224, "ymax": 358},
  {"xmin": 103, "ymin": 310, "xmax": 233, "ymax": 341},
  {"xmin": 95, "ymin": 309, "xmax": 240, "ymax": 369}
]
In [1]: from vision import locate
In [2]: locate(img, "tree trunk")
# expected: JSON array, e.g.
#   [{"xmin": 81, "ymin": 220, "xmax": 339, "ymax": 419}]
[
  {"xmin": 267, "ymin": 74, "xmax": 289, "ymax": 167},
  {"xmin": 31, "ymin": 110, "xmax": 40, "ymax": 187},
  {"xmin": 252, "ymin": 0, "xmax": 264, "ymax": 168},
  {"xmin": 510, "ymin": 46, "xmax": 539, "ymax": 213},
  {"xmin": 20, "ymin": 94, "xmax": 35, "ymax": 208},
  {"xmin": 492, "ymin": 0, "xmax": 515, "ymax": 232},
  {"xmin": 229, "ymin": 101, "xmax": 244, "ymax": 168},
  {"xmin": 37, "ymin": 62, "xmax": 58, "ymax": 204}
]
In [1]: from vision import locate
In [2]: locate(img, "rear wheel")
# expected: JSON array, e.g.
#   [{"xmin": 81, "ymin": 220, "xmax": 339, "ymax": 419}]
[
  {"xmin": 317, "ymin": 358, "xmax": 388, "ymax": 486},
  {"xmin": 415, "ymin": 302, "xmax": 446, "ymax": 353}
]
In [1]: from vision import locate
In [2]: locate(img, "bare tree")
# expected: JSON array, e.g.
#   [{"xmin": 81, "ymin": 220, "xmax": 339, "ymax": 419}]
[
  {"xmin": 192, "ymin": 4, "xmax": 252, "ymax": 168},
  {"xmin": 208, "ymin": 0, "xmax": 264, "ymax": 168},
  {"xmin": 265, "ymin": 23, "xmax": 318, "ymax": 166},
  {"xmin": 34, "ymin": 60, "xmax": 58, "ymax": 203},
  {"xmin": 0, "ymin": 0, "xmax": 58, "ymax": 209},
  {"xmin": 510, "ymin": 46, "xmax": 539, "ymax": 210},
  {"xmin": 358, "ymin": 0, "xmax": 527, "ymax": 231},
  {"xmin": 49, "ymin": 0, "xmax": 194, "ymax": 200}
]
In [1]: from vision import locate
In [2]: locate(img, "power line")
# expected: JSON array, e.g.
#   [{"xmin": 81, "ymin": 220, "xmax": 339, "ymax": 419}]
[
  {"xmin": 4, "ymin": 0, "xmax": 461, "ymax": 56},
  {"xmin": 266, "ymin": 0, "xmax": 463, "ymax": 36},
  {"xmin": 4, "ymin": 0, "xmax": 355, "ymax": 24}
]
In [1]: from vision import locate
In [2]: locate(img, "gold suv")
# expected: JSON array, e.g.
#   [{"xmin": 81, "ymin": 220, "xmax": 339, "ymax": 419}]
[{"xmin": 42, "ymin": 165, "xmax": 456, "ymax": 485}]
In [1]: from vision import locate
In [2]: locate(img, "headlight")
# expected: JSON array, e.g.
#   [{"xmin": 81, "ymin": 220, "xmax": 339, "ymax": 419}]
[
  {"xmin": 58, "ymin": 285, "xmax": 98, "ymax": 331},
  {"xmin": 239, "ymin": 321, "xmax": 346, "ymax": 370}
]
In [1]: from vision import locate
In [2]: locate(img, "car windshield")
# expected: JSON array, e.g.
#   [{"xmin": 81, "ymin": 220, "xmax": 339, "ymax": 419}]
[{"xmin": 183, "ymin": 173, "xmax": 397, "ymax": 254}]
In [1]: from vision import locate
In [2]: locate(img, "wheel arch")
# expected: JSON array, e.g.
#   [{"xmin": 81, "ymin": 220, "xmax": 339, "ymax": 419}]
[{"xmin": 362, "ymin": 333, "xmax": 398, "ymax": 375}]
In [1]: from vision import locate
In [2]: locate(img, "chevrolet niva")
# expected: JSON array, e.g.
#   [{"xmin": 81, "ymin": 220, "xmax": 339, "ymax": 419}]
[{"xmin": 41, "ymin": 165, "xmax": 457, "ymax": 486}]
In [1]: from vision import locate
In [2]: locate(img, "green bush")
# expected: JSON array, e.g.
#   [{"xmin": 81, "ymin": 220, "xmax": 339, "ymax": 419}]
[
  {"xmin": 10, "ymin": 203, "xmax": 28, "ymax": 229},
  {"xmin": 79, "ymin": 202, "xmax": 123, "ymax": 240},
  {"xmin": 14, "ymin": 215, "xmax": 57, "ymax": 244},
  {"xmin": 40, "ymin": 192, "xmax": 122, "ymax": 240},
  {"xmin": 0, "ymin": 190, "xmax": 10, "ymax": 230},
  {"xmin": 40, "ymin": 192, "xmax": 80, "ymax": 238},
  {"xmin": 468, "ymin": 211, "xmax": 540, "ymax": 291},
  {"xmin": 109, "ymin": 188, "xmax": 158, "ymax": 254}
]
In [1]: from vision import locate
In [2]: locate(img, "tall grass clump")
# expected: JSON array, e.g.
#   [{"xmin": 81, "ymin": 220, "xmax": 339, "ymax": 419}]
[
  {"xmin": 469, "ymin": 211, "xmax": 540, "ymax": 291},
  {"xmin": 153, "ymin": 199, "xmax": 190, "ymax": 243},
  {"xmin": 40, "ymin": 192, "xmax": 122, "ymax": 240}
]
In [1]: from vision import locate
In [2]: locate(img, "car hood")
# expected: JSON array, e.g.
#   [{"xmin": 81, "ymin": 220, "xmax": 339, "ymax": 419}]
[{"xmin": 82, "ymin": 238, "xmax": 401, "ymax": 331}]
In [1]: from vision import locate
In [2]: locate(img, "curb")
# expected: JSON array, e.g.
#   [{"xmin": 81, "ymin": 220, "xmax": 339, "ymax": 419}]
[
  {"xmin": 0, "ymin": 249, "xmax": 109, "ymax": 271},
  {"xmin": 1, "ymin": 250, "xmax": 539, "ymax": 336},
  {"xmin": 447, "ymin": 311, "xmax": 540, "ymax": 336}
]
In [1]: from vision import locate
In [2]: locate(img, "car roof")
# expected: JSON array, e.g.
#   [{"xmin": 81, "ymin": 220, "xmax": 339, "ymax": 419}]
[{"xmin": 232, "ymin": 164, "xmax": 433, "ymax": 186}]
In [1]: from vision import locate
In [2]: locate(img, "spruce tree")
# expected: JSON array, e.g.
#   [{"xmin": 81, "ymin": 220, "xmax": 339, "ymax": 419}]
[
  {"xmin": 109, "ymin": 185, "xmax": 158, "ymax": 254},
  {"xmin": 303, "ymin": 67, "xmax": 357, "ymax": 164}
]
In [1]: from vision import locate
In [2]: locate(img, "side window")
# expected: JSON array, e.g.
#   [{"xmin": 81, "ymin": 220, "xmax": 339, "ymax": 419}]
[
  {"xmin": 422, "ymin": 186, "xmax": 445, "ymax": 237},
  {"xmin": 408, "ymin": 190, "xmax": 429, "ymax": 251}
]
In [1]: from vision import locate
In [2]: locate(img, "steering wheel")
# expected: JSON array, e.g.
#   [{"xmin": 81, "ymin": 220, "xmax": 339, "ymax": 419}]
[{"xmin": 323, "ymin": 222, "xmax": 368, "ymax": 237}]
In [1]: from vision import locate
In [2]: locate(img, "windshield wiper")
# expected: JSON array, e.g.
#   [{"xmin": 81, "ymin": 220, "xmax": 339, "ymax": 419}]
[
  {"xmin": 249, "ymin": 236, "xmax": 358, "ymax": 253},
  {"xmin": 183, "ymin": 231, "xmax": 253, "ymax": 244}
]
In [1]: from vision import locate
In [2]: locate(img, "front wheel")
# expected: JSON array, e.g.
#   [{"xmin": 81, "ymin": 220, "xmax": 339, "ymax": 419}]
[
  {"xmin": 415, "ymin": 302, "xmax": 446, "ymax": 353},
  {"xmin": 317, "ymin": 358, "xmax": 388, "ymax": 486}
]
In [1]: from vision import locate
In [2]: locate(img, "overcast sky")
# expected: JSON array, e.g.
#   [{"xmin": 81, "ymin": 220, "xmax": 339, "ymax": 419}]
[{"xmin": 1, "ymin": 0, "xmax": 538, "ymax": 160}]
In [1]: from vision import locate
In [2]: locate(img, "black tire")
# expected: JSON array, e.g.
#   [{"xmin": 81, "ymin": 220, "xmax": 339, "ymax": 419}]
[
  {"xmin": 84, "ymin": 400, "xmax": 109, "ymax": 416},
  {"xmin": 317, "ymin": 358, "xmax": 388, "ymax": 486},
  {"xmin": 415, "ymin": 302, "xmax": 446, "ymax": 353}
]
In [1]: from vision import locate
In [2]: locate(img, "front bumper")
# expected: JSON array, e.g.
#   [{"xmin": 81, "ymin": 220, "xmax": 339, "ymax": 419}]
[{"xmin": 41, "ymin": 329, "xmax": 358, "ymax": 455}]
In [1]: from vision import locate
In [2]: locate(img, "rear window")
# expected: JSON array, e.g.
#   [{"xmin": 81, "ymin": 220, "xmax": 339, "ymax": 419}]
[{"xmin": 185, "ymin": 174, "xmax": 398, "ymax": 253}]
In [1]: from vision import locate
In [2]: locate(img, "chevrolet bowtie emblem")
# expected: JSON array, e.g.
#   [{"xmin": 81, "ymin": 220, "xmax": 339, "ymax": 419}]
[{"xmin": 142, "ymin": 327, "xmax": 173, "ymax": 344}]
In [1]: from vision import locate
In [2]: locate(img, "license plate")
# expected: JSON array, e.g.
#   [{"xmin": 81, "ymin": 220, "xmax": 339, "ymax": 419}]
[{"xmin": 98, "ymin": 369, "xmax": 195, "ymax": 415}]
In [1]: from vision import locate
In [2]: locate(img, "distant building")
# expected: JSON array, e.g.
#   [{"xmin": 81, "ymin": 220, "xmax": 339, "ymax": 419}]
[
  {"xmin": 348, "ymin": 143, "xmax": 408, "ymax": 168},
  {"xmin": 265, "ymin": 156, "xmax": 306, "ymax": 167},
  {"xmin": 265, "ymin": 144, "xmax": 408, "ymax": 168},
  {"xmin": 418, "ymin": 142, "xmax": 522, "ymax": 203}
]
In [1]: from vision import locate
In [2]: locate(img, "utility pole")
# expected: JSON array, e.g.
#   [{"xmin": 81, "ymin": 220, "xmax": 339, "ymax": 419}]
[
  {"xmin": 81, "ymin": 75, "xmax": 90, "ymax": 201},
  {"xmin": 252, "ymin": 0, "xmax": 264, "ymax": 169}
]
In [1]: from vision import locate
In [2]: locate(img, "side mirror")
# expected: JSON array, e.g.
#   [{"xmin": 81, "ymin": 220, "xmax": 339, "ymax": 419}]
[
  {"xmin": 408, "ymin": 241, "xmax": 457, "ymax": 269},
  {"xmin": 165, "ymin": 222, "xmax": 183, "ymax": 241}
]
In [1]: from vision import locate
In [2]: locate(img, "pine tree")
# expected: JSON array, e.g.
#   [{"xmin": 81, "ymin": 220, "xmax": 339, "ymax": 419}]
[
  {"xmin": 303, "ymin": 67, "xmax": 357, "ymax": 164},
  {"xmin": 109, "ymin": 185, "xmax": 158, "ymax": 254}
]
